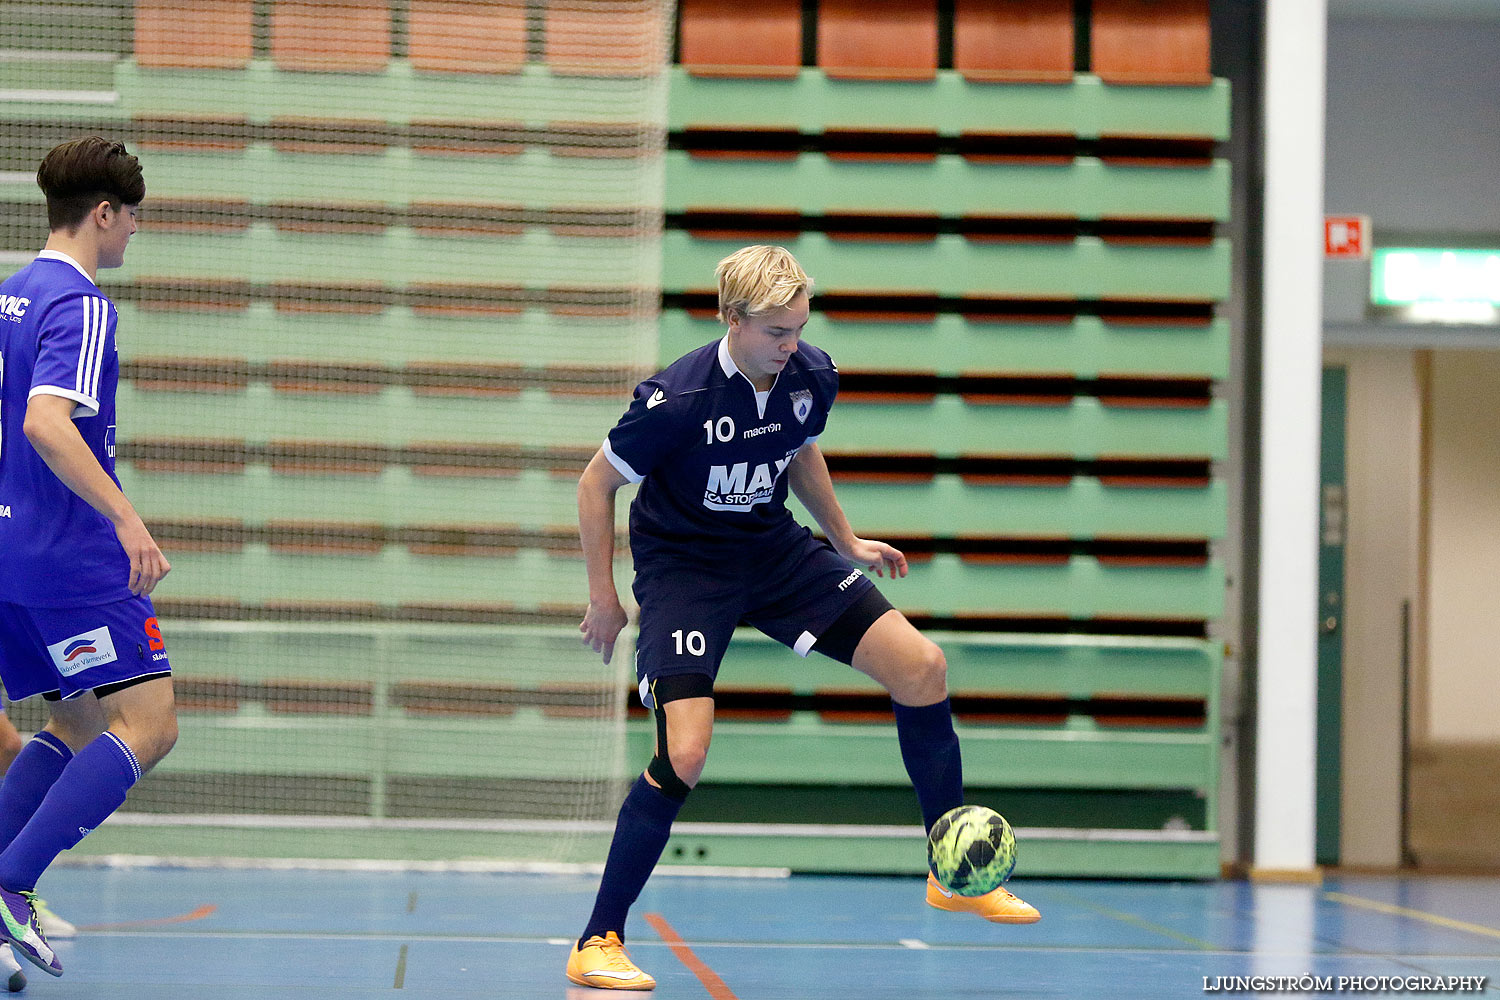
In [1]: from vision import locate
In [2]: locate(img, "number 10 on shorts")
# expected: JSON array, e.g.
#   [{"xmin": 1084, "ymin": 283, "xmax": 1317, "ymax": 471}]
[{"xmin": 672, "ymin": 630, "xmax": 706, "ymax": 656}]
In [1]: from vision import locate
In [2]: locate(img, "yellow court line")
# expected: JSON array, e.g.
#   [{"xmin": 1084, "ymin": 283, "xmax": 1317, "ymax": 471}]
[
  {"xmin": 1325, "ymin": 891, "xmax": 1500, "ymax": 942},
  {"xmin": 1049, "ymin": 890, "xmax": 1219, "ymax": 952}
]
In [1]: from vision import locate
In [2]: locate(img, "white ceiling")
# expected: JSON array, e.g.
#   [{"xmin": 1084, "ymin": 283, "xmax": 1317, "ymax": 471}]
[{"xmin": 1328, "ymin": 0, "xmax": 1500, "ymax": 20}]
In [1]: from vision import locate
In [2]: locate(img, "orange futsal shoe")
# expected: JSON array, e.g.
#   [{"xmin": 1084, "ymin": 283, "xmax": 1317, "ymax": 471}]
[
  {"xmin": 926, "ymin": 873, "xmax": 1041, "ymax": 924},
  {"xmin": 566, "ymin": 932, "xmax": 656, "ymax": 991}
]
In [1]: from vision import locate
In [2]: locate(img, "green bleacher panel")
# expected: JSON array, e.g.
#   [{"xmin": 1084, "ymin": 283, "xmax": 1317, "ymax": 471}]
[
  {"xmin": 662, "ymin": 231, "xmax": 1231, "ymax": 300},
  {"xmin": 888, "ymin": 554, "xmax": 1224, "ymax": 619},
  {"xmin": 818, "ymin": 396, "xmax": 1228, "ymax": 459},
  {"xmin": 136, "ymin": 147, "xmax": 659, "ymax": 209},
  {"xmin": 665, "ymin": 152, "xmax": 1231, "ymax": 221},
  {"xmin": 660, "ymin": 310, "xmax": 1229, "ymax": 379},
  {"xmin": 120, "ymin": 465, "xmax": 606, "ymax": 530},
  {"xmin": 626, "ymin": 720, "xmax": 1216, "ymax": 790},
  {"xmin": 116, "ymin": 60, "xmax": 662, "ymax": 123},
  {"xmin": 117, "ymin": 227, "xmax": 651, "ymax": 286},
  {"xmin": 788, "ymin": 477, "xmax": 1226, "ymax": 539},
  {"xmin": 115, "ymin": 303, "xmax": 652, "ymax": 367},
  {"xmin": 668, "ymin": 69, "xmax": 1231, "ymax": 139},
  {"xmin": 159, "ymin": 546, "xmax": 590, "ymax": 609},
  {"xmin": 149, "ymin": 548, "xmax": 1218, "ymax": 620},
  {"xmin": 0, "ymin": 51, "xmax": 118, "ymax": 93},
  {"xmin": 711, "ymin": 629, "xmax": 1219, "ymax": 700},
  {"xmin": 115, "ymin": 382, "xmax": 622, "ymax": 448}
]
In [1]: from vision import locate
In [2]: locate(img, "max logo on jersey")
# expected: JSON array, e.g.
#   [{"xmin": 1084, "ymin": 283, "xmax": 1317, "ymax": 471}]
[
  {"xmin": 46, "ymin": 626, "xmax": 118, "ymax": 677},
  {"xmin": 645, "ymin": 388, "xmax": 667, "ymax": 409},
  {"xmin": 704, "ymin": 455, "xmax": 794, "ymax": 511}
]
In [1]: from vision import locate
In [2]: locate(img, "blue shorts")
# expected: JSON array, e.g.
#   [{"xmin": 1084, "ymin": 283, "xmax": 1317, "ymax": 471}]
[
  {"xmin": 0, "ymin": 596, "xmax": 173, "ymax": 702},
  {"xmin": 631, "ymin": 526, "xmax": 881, "ymax": 690}
]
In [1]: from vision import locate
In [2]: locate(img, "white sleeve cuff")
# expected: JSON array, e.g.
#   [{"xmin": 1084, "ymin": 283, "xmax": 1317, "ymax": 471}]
[
  {"xmin": 29, "ymin": 385, "xmax": 99, "ymax": 419},
  {"xmin": 602, "ymin": 438, "xmax": 645, "ymax": 484}
]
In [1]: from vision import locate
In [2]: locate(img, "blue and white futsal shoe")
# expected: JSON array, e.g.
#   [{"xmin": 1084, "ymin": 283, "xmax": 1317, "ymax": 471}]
[
  {"xmin": 0, "ymin": 886, "xmax": 61, "ymax": 976},
  {"xmin": 0, "ymin": 943, "xmax": 25, "ymax": 992}
]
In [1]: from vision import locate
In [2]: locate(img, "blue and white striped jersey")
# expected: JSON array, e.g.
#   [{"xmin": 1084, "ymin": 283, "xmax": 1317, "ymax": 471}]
[{"xmin": 0, "ymin": 250, "xmax": 132, "ymax": 606}]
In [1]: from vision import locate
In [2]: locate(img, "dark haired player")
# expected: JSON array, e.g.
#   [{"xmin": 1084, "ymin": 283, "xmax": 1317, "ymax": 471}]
[
  {"xmin": 565, "ymin": 245, "xmax": 1039, "ymax": 990},
  {"xmin": 0, "ymin": 136, "xmax": 179, "ymax": 977}
]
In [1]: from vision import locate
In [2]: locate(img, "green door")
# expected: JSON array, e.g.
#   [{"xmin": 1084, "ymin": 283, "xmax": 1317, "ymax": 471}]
[{"xmin": 1316, "ymin": 366, "xmax": 1347, "ymax": 865}]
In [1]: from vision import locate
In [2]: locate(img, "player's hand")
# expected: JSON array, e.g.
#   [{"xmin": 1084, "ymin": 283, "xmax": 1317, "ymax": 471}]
[
  {"xmin": 843, "ymin": 537, "xmax": 908, "ymax": 579},
  {"xmin": 580, "ymin": 597, "xmax": 629, "ymax": 664},
  {"xmin": 115, "ymin": 515, "xmax": 171, "ymax": 596}
]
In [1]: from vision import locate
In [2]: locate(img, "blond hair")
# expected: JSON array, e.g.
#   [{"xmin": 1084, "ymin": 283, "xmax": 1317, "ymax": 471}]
[{"xmin": 715, "ymin": 245, "xmax": 813, "ymax": 323}]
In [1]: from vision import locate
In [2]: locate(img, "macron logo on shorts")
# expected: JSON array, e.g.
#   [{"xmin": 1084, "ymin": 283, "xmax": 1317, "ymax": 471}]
[{"xmin": 47, "ymin": 626, "xmax": 118, "ymax": 676}]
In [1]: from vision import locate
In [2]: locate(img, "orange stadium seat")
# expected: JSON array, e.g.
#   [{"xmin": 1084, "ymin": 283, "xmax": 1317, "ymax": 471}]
[
  {"xmin": 545, "ymin": 0, "xmax": 664, "ymax": 77},
  {"xmin": 134, "ymin": 0, "xmax": 254, "ymax": 69},
  {"xmin": 1091, "ymin": 0, "xmax": 1212, "ymax": 85},
  {"xmin": 817, "ymin": 0, "xmax": 938, "ymax": 81},
  {"xmin": 953, "ymin": 0, "xmax": 1074, "ymax": 83},
  {"xmin": 407, "ymin": 1, "xmax": 528, "ymax": 74},
  {"xmin": 678, "ymin": 0, "xmax": 803, "ymax": 79},
  {"xmin": 271, "ymin": 0, "xmax": 391, "ymax": 73}
]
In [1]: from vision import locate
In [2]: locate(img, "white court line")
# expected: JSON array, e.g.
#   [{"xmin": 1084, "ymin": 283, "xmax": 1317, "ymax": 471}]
[
  {"xmin": 899, "ymin": 938, "xmax": 930, "ymax": 949},
  {"xmin": 83, "ymin": 928, "xmax": 1477, "ymax": 961}
]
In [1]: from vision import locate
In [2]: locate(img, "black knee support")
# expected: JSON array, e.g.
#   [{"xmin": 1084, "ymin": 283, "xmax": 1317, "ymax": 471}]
[{"xmin": 643, "ymin": 673, "xmax": 713, "ymax": 803}]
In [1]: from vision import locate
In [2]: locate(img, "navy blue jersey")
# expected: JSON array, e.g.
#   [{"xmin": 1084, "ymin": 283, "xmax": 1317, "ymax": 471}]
[
  {"xmin": 0, "ymin": 251, "xmax": 131, "ymax": 607},
  {"xmin": 603, "ymin": 336, "xmax": 839, "ymax": 560}
]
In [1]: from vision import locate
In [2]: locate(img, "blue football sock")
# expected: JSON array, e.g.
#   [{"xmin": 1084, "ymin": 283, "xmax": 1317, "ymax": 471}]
[
  {"xmin": 893, "ymin": 697, "xmax": 965, "ymax": 832},
  {"xmin": 0, "ymin": 732, "xmax": 74, "ymax": 853},
  {"xmin": 580, "ymin": 774, "xmax": 683, "ymax": 946},
  {"xmin": 0, "ymin": 732, "xmax": 140, "ymax": 892}
]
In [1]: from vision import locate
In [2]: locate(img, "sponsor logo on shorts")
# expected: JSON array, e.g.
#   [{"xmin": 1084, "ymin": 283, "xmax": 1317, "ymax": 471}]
[
  {"xmin": 47, "ymin": 626, "xmax": 119, "ymax": 676},
  {"xmin": 838, "ymin": 569, "xmax": 864, "ymax": 591}
]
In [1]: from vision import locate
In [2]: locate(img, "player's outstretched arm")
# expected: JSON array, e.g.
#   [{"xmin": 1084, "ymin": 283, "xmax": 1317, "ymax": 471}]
[
  {"xmin": 788, "ymin": 442, "xmax": 908, "ymax": 579},
  {"xmin": 24, "ymin": 393, "xmax": 170, "ymax": 595},
  {"xmin": 577, "ymin": 448, "xmax": 632, "ymax": 663}
]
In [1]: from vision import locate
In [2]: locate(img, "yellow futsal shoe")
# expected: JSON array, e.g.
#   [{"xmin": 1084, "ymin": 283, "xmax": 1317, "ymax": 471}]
[
  {"xmin": 566, "ymin": 932, "xmax": 656, "ymax": 991},
  {"xmin": 926, "ymin": 873, "xmax": 1041, "ymax": 924}
]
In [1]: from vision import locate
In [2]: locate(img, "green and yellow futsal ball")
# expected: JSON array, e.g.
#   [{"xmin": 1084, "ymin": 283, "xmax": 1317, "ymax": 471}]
[{"xmin": 927, "ymin": 805, "xmax": 1017, "ymax": 896}]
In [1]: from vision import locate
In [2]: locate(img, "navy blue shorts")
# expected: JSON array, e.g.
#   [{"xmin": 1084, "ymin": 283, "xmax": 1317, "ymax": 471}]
[
  {"xmin": 0, "ymin": 596, "xmax": 173, "ymax": 702},
  {"xmin": 631, "ymin": 526, "xmax": 882, "ymax": 691}
]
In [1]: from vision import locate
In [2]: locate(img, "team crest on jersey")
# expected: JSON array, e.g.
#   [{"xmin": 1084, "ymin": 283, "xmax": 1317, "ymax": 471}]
[
  {"xmin": 789, "ymin": 389, "xmax": 814, "ymax": 424},
  {"xmin": 46, "ymin": 626, "xmax": 118, "ymax": 676}
]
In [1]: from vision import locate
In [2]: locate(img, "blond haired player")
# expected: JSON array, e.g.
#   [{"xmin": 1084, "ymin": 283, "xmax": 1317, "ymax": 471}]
[{"xmin": 567, "ymin": 246, "xmax": 1039, "ymax": 990}]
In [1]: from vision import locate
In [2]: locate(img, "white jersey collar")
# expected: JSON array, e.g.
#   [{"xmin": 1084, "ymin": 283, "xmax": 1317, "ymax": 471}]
[
  {"xmin": 717, "ymin": 335, "xmax": 744, "ymax": 382},
  {"xmin": 35, "ymin": 250, "xmax": 97, "ymax": 286}
]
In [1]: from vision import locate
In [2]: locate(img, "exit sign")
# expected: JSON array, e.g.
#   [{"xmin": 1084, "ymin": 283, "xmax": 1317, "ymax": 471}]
[{"xmin": 1371, "ymin": 248, "xmax": 1500, "ymax": 306}]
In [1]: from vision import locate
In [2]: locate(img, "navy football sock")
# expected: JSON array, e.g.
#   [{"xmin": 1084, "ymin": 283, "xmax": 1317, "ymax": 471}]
[
  {"xmin": 892, "ymin": 697, "xmax": 964, "ymax": 832},
  {"xmin": 579, "ymin": 774, "xmax": 683, "ymax": 946},
  {"xmin": 0, "ymin": 732, "xmax": 74, "ymax": 853},
  {"xmin": 0, "ymin": 732, "xmax": 140, "ymax": 891}
]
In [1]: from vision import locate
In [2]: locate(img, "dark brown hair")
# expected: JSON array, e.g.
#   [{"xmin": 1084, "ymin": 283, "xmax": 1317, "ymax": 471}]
[{"xmin": 36, "ymin": 136, "xmax": 145, "ymax": 231}]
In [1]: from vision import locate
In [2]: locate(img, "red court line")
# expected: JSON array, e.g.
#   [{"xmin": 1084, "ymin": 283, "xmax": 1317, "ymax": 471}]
[
  {"xmin": 644, "ymin": 912, "xmax": 739, "ymax": 1000},
  {"xmin": 79, "ymin": 903, "xmax": 218, "ymax": 931}
]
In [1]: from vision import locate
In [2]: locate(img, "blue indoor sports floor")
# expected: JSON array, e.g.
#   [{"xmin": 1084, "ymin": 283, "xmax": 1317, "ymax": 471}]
[{"xmin": 26, "ymin": 866, "xmax": 1500, "ymax": 997}]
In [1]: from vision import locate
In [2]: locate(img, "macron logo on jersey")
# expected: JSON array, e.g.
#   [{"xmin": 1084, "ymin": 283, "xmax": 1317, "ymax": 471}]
[
  {"xmin": 704, "ymin": 455, "xmax": 794, "ymax": 511},
  {"xmin": 47, "ymin": 626, "xmax": 118, "ymax": 677},
  {"xmin": 0, "ymin": 294, "xmax": 29, "ymax": 319},
  {"xmin": 646, "ymin": 388, "xmax": 667, "ymax": 409}
]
